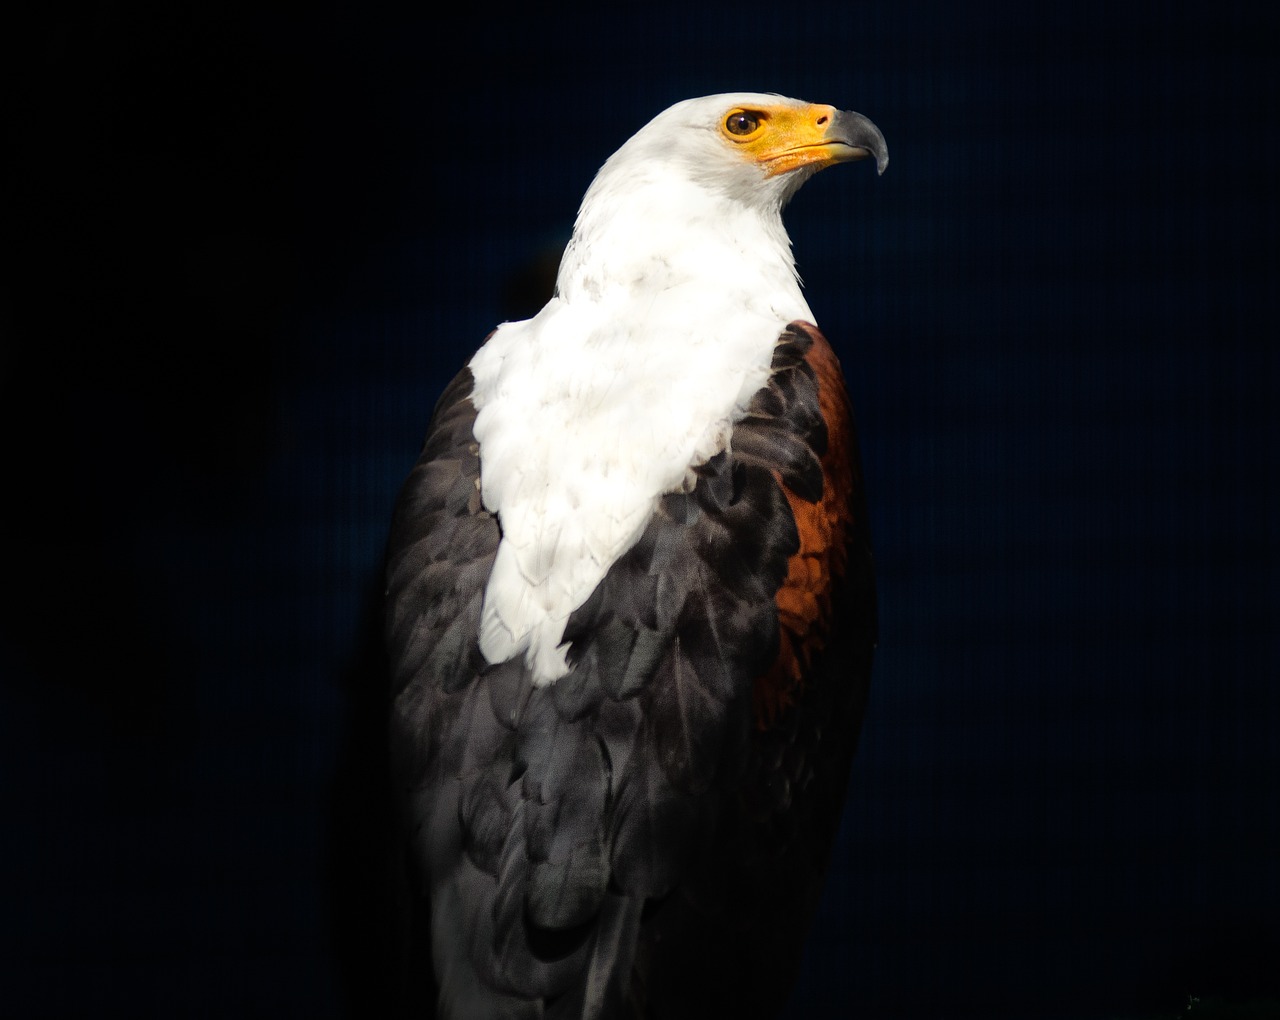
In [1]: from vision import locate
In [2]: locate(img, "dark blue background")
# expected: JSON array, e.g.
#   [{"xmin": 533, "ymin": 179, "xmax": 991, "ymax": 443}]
[{"xmin": 4, "ymin": 3, "xmax": 1276, "ymax": 1017}]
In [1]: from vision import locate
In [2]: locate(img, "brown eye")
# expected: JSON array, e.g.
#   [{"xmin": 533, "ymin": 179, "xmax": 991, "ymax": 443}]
[{"xmin": 725, "ymin": 111, "xmax": 760, "ymax": 136}]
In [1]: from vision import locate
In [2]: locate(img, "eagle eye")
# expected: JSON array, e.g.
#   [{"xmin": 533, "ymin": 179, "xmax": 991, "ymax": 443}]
[{"xmin": 725, "ymin": 110, "xmax": 761, "ymax": 137}]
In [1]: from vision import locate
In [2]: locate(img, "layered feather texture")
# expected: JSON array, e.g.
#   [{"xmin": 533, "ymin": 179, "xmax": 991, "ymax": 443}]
[
  {"xmin": 468, "ymin": 95, "xmax": 820, "ymax": 684},
  {"xmin": 386, "ymin": 326, "xmax": 875, "ymax": 1018},
  {"xmin": 386, "ymin": 92, "xmax": 882, "ymax": 1018}
]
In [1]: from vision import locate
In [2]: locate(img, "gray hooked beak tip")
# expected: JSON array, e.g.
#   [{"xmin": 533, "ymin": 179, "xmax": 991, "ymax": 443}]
[{"xmin": 833, "ymin": 109, "xmax": 889, "ymax": 176}]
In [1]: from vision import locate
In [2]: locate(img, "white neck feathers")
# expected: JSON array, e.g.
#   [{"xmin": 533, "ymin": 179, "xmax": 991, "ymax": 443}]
[{"xmin": 467, "ymin": 143, "xmax": 813, "ymax": 685}]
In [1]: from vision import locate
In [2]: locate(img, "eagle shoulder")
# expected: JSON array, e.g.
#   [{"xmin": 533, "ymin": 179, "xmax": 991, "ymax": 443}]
[{"xmin": 384, "ymin": 322, "xmax": 875, "ymax": 1017}]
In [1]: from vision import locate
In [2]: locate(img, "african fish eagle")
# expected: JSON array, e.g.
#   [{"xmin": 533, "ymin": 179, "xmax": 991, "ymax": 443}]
[{"xmin": 385, "ymin": 92, "xmax": 885, "ymax": 1018}]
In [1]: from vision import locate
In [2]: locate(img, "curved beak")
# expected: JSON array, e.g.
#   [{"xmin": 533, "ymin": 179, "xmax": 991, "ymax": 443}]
[
  {"xmin": 829, "ymin": 109, "xmax": 889, "ymax": 176},
  {"xmin": 748, "ymin": 102, "xmax": 890, "ymax": 179}
]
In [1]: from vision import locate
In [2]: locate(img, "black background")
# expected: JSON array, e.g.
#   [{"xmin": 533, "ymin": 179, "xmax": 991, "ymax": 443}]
[{"xmin": 4, "ymin": 3, "xmax": 1277, "ymax": 1017}]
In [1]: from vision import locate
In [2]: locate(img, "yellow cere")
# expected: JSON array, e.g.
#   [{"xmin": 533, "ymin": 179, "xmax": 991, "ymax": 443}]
[{"xmin": 718, "ymin": 102, "xmax": 859, "ymax": 178}]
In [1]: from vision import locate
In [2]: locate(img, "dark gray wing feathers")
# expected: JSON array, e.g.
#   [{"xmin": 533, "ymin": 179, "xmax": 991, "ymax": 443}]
[{"xmin": 385, "ymin": 325, "xmax": 874, "ymax": 1017}]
